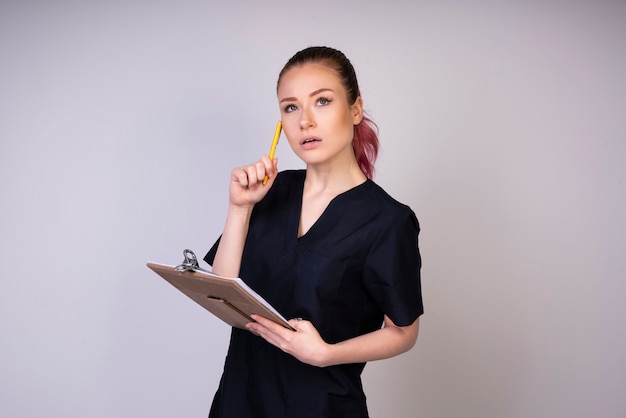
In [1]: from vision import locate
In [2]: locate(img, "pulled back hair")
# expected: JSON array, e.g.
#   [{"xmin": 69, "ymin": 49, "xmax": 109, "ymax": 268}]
[{"xmin": 277, "ymin": 46, "xmax": 379, "ymax": 179}]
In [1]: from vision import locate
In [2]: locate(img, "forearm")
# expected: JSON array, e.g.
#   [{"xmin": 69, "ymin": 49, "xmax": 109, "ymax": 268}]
[
  {"xmin": 211, "ymin": 204, "xmax": 253, "ymax": 278},
  {"xmin": 322, "ymin": 317, "xmax": 420, "ymax": 367}
]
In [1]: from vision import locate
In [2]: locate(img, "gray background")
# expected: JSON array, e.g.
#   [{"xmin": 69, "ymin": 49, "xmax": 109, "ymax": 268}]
[{"xmin": 1, "ymin": 0, "xmax": 624, "ymax": 417}]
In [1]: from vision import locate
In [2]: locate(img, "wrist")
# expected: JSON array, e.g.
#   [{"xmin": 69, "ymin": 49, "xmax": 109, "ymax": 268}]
[
  {"xmin": 227, "ymin": 203, "xmax": 254, "ymax": 218},
  {"xmin": 317, "ymin": 342, "xmax": 337, "ymax": 368}
]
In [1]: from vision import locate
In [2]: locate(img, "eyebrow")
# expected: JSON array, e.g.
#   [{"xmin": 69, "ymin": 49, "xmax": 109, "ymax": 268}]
[{"xmin": 279, "ymin": 88, "xmax": 334, "ymax": 104}]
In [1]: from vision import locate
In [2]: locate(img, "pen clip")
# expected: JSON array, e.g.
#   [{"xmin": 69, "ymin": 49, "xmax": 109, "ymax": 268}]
[{"xmin": 175, "ymin": 249, "xmax": 200, "ymax": 272}]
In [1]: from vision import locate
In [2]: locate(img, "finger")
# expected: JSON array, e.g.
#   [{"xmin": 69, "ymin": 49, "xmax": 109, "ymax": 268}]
[
  {"xmin": 251, "ymin": 314, "xmax": 292, "ymax": 337},
  {"xmin": 259, "ymin": 155, "xmax": 274, "ymax": 172},
  {"xmin": 247, "ymin": 319, "xmax": 285, "ymax": 348},
  {"xmin": 232, "ymin": 168, "xmax": 250, "ymax": 187},
  {"xmin": 238, "ymin": 164, "xmax": 258, "ymax": 186},
  {"xmin": 257, "ymin": 155, "xmax": 277, "ymax": 183},
  {"xmin": 257, "ymin": 156, "xmax": 275, "ymax": 185},
  {"xmin": 288, "ymin": 317, "xmax": 304, "ymax": 332},
  {"xmin": 245, "ymin": 322, "xmax": 260, "ymax": 336},
  {"xmin": 268, "ymin": 157, "xmax": 279, "ymax": 182},
  {"xmin": 254, "ymin": 160, "xmax": 267, "ymax": 183}
]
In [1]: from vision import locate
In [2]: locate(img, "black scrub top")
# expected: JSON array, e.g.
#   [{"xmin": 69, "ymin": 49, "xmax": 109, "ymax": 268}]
[{"xmin": 205, "ymin": 170, "xmax": 423, "ymax": 418}]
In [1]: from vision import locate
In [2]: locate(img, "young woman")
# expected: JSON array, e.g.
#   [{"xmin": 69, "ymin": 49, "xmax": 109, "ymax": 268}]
[{"xmin": 205, "ymin": 46, "xmax": 423, "ymax": 418}]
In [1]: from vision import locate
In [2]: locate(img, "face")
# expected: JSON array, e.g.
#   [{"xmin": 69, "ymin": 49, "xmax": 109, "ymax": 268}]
[{"xmin": 277, "ymin": 63, "xmax": 363, "ymax": 169}]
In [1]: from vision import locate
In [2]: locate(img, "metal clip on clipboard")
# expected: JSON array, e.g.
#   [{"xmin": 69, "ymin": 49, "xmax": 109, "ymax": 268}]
[{"xmin": 174, "ymin": 249, "xmax": 208, "ymax": 273}]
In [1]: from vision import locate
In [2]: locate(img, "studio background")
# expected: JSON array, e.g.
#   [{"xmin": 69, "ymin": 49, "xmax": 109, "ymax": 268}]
[{"xmin": 1, "ymin": 1, "xmax": 624, "ymax": 417}]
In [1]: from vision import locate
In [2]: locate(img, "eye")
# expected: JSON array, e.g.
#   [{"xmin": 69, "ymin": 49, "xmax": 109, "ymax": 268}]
[
  {"xmin": 317, "ymin": 97, "xmax": 332, "ymax": 106},
  {"xmin": 283, "ymin": 104, "xmax": 297, "ymax": 113}
]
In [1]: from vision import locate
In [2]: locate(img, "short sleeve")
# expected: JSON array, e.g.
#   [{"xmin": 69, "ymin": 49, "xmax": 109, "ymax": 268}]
[
  {"xmin": 362, "ymin": 207, "xmax": 423, "ymax": 326},
  {"xmin": 203, "ymin": 236, "xmax": 221, "ymax": 266}
]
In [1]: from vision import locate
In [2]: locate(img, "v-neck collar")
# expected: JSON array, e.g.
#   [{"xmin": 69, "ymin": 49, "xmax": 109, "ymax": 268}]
[{"xmin": 288, "ymin": 171, "xmax": 372, "ymax": 245}]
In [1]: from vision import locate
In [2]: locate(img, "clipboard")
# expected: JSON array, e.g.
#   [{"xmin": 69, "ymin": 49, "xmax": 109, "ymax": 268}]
[{"xmin": 147, "ymin": 250, "xmax": 295, "ymax": 331}]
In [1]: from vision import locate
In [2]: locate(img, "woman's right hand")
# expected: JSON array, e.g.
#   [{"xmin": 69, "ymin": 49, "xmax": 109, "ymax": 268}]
[{"xmin": 228, "ymin": 155, "xmax": 278, "ymax": 207}]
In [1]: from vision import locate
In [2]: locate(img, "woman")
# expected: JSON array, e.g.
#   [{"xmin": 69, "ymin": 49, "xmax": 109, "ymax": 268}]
[{"xmin": 205, "ymin": 46, "xmax": 423, "ymax": 418}]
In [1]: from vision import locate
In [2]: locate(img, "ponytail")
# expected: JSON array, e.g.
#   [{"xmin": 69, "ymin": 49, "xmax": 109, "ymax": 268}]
[{"xmin": 353, "ymin": 114, "xmax": 379, "ymax": 179}]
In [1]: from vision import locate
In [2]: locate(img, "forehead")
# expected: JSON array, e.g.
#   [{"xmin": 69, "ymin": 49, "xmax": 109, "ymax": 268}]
[{"xmin": 277, "ymin": 63, "xmax": 344, "ymax": 99}]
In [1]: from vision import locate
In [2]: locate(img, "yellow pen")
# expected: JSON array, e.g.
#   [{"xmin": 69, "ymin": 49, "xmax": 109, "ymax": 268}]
[{"xmin": 263, "ymin": 121, "xmax": 282, "ymax": 185}]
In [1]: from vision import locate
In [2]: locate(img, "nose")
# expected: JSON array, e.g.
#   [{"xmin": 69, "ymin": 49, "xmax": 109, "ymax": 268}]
[{"xmin": 299, "ymin": 108, "xmax": 315, "ymax": 130}]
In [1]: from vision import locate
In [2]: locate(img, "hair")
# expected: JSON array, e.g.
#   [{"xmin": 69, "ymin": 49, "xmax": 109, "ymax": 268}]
[{"xmin": 277, "ymin": 46, "xmax": 379, "ymax": 179}]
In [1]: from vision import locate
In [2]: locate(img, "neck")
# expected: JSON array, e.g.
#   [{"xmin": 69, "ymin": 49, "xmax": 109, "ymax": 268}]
[{"xmin": 304, "ymin": 161, "xmax": 367, "ymax": 195}]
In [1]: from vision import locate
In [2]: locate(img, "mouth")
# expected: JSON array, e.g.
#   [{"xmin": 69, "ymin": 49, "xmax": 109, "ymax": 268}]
[{"xmin": 301, "ymin": 137, "xmax": 322, "ymax": 145}]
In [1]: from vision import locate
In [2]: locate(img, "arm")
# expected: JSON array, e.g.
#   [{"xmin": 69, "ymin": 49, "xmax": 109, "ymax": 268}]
[
  {"xmin": 247, "ymin": 314, "xmax": 420, "ymax": 368},
  {"xmin": 211, "ymin": 156, "xmax": 277, "ymax": 278},
  {"xmin": 324, "ymin": 315, "xmax": 420, "ymax": 365},
  {"xmin": 210, "ymin": 205, "xmax": 252, "ymax": 278}
]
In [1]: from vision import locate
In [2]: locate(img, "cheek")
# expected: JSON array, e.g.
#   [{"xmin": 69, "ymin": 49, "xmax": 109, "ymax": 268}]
[
  {"xmin": 332, "ymin": 113, "xmax": 357, "ymax": 140},
  {"xmin": 282, "ymin": 127, "xmax": 302, "ymax": 154},
  {"xmin": 281, "ymin": 123, "xmax": 297, "ymax": 145},
  {"xmin": 325, "ymin": 107, "xmax": 354, "ymax": 130}
]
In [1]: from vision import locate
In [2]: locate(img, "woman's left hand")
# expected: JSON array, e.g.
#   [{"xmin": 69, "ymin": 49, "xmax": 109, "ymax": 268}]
[{"xmin": 247, "ymin": 314, "xmax": 331, "ymax": 367}]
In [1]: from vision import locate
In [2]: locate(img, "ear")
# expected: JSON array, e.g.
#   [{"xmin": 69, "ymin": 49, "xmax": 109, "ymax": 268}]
[{"xmin": 351, "ymin": 96, "xmax": 364, "ymax": 125}]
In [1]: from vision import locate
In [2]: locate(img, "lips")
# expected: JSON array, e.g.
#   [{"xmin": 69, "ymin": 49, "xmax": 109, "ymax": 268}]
[{"xmin": 300, "ymin": 136, "xmax": 322, "ymax": 145}]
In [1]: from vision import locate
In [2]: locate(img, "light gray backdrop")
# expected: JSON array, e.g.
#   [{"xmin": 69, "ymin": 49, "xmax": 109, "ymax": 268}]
[{"xmin": 1, "ymin": 1, "xmax": 624, "ymax": 417}]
